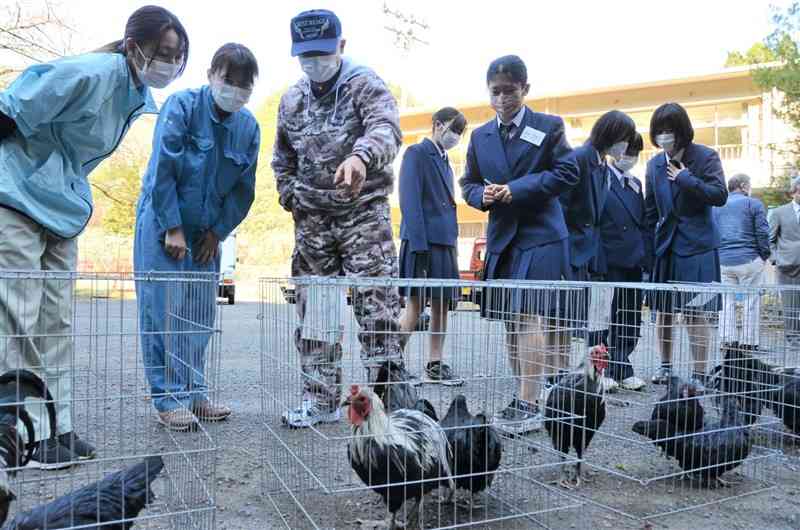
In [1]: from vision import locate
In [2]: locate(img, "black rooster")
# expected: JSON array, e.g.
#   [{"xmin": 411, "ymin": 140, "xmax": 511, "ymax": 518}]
[
  {"xmin": 440, "ymin": 395, "xmax": 502, "ymax": 507},
  {"xmin": 647, "ymin": 376, "xmax": 705, "ymax": 453},
  {"xmin": 373, "ymin": 361, "xmax": 436, "ymax": 420},
  {"xmin": 0, "ymin": 370, "xmax": 58, "ymax": 525},
  {"xmin": 346, "ymin": 385, "xmax": 452, "ymax": 529},
  {"xmin": 2, "ymin": 456, "xmax": 164, "ymax": 529},
  {"xmin": 633, "ymin": 397, "xmax": 751, "ymax": 487},
  {"xmin": 772, "ymin": 377, "xmax": 800, "ymax": 436},
  {"xmin": 544, "ymin": 345, "xmax": 609, "ymax": 489},
  {"xmin": 709, "ymin": 349, "xmax": 800, "ymax": 430}
]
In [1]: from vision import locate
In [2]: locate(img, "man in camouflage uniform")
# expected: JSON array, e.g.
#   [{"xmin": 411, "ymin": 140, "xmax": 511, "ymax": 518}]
[{"xmin": 274, "ymin": 9, "xmax": 404, "ymax": 428}]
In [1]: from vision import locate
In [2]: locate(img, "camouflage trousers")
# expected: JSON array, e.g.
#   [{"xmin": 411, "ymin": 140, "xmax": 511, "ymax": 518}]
[{"xmin": 291, "ymin": 199, "xmax": 403, "ymax": 409}]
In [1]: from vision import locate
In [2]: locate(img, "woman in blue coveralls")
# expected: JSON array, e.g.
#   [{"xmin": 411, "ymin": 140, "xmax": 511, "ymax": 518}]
[
  {"xmin": 398, "ymin": 107, "xmax": 467, "ymax": 386},
  {"xmin": 0, "ymin": 5, "xmax": 188, "ymax": 469},
  {"xmin": 135, "ymin": 43, "xmax": 260, "ymax": 431},
  {"xmin": 645, "ymin": 102, "xmax": 727, "ymax": 392}
]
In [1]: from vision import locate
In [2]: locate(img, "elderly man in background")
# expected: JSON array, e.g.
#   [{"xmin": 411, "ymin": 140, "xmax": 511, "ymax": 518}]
[
  {"xmin": 769, "ymin": 175, "xmax": 800, "ymax": 347},
  {"xmin": 714, "ymin": 173, "xmax": 770, "ymax": 354}
]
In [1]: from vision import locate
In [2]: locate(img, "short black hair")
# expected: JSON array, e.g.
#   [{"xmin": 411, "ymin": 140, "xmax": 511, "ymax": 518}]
[
  {"xmin": 649, "ymin": 102, "xmax": 694, "ymax": 149},
  {"xmin": 432, "ymin": 107, "xmax": 467, "ymax": 135},
  {"xmin": 626, "ymin": 132, "xmax": 644, "ymax": 155},
  {"xmin": 589, "ymin": 110, "xmax": 636, "ymax": 153},
  {"xmin": 211, "ymin": 43, "xmax": 259, "ymax": 85},
  {"xmin": 486, "ymin": 55, "xmax": 527, "ymax": 86}
]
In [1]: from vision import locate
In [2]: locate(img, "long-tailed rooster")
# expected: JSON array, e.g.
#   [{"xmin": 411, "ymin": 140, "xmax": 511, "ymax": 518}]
[
  {"xmin": 346, "ymin": 385, "xmax": 452, "ymax": 529},
  {"xmin": 544, "ymin": 345, "xmax": 609, "ymax": 489}
]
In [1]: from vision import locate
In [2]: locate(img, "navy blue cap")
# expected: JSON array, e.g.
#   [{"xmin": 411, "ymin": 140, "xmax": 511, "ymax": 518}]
[{"xmin": 290, "ymin": 9, "xmax": 342, "ymax": 57}]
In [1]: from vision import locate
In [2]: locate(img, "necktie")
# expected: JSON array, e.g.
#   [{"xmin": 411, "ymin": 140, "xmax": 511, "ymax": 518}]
[{"xmin": 500, "ymin": 123, "xmax": 516, "ymax": 144}]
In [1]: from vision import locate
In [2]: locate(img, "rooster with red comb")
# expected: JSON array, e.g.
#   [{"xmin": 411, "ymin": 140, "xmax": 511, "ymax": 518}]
[
  {"xmin": 344, "ymin": 384, "xmax": 452, "ymax": 529},
  {"xmin": 544, "ymin": 345, "xmax": 609, "ymax": 489}
]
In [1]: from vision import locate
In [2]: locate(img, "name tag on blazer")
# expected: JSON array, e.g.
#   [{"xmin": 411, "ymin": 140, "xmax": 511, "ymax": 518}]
[{"xmin": 520, "ymin": 126, "xmax": 546, "ymax": 146}]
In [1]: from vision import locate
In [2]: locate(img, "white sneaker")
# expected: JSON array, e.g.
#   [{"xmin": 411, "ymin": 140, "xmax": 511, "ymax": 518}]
[
  {"xmin": 281, "ymin": 400, "xmax": 341, "ymax": 429},
  {"xmin": 621, "ymin": 376, "xmax": 646, "ymax": 391},
  {"xmin": 599, "ymin": 377, "xmax": 619, "ymax": 393}
]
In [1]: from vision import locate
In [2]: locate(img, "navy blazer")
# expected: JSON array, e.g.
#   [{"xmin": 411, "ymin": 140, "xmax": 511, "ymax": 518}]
[
  {"xmin": 599, "ymin": 168, "xmax": 653, "ymax": 270},
  {"xmin": 460, "ymin": 107, "xmax": 578, "ymax": 254},
  {"xmin": 560, "ymin": 142, "xmax": 609, "ymax": 269},
  {"xmin": 644, "ymin": 143, "xmax": 728, "ymax": 258},
  {"xmin": 399, "ymin": 138, "xmax": 458, "ymax": 251}
]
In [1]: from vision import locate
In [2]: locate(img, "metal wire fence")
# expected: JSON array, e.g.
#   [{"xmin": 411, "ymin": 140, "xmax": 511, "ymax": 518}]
[
  {"xmin": 0, "ymin": 271, "xmax": 221, "ymax": 529},
  {"xmin": 259, "ymin": 276, "xmax": 799, "ymax": 528}
]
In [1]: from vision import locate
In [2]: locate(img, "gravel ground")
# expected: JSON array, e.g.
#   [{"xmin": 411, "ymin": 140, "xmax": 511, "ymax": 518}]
[{"xmin": 8, "ymin": 293, "xmax": 800, "ymax": 530}]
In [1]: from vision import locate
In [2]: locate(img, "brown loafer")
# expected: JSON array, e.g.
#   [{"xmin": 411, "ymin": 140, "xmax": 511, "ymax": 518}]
[
  {"xmin": 192, "ymin": 401, "xmax": 232, "ymax": 422},
  {"xmin": 158, "ymin": 409, "xmax": 198, "ymax": 432}
]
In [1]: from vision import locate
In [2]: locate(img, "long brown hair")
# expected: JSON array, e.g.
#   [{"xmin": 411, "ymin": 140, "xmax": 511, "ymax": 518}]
[{"xmin": 95, "ymin": 5, "xmax": 189, "ymax": 76}]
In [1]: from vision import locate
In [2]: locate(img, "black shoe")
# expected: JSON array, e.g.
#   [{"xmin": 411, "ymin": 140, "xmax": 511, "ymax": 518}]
[
  {"xmin": 28, "ymin": 439, "xmax": 77, "ymax": 470},
  {"xmin": 58, "ymin": 432, "xmax": 96, "ymax": 460}
]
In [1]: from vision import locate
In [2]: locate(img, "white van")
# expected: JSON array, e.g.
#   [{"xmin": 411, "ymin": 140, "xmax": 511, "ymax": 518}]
[{"xmin": 218, "ymin": 232, "xmax": 237, "ymax": 304}]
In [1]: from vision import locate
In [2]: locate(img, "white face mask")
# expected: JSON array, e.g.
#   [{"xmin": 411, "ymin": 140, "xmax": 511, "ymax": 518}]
[
  {"xmin": 614, "ymin": 154, "xmax": 638, "ymax": 173},
  {"xmin": 440, "ymin": 129, "xmax": 461, "ymax": 151},
  {"xmin": 299, "ymin": 55, "xmax": 340, "ymax": 83},
  {"xmin": 607, "ymin": 141, "xmax": 628, "ymax": 160},
  {"xmin": 656, "ymin": 133, "xmax": 676, "ymax": 153},
  {"xmin": 134, "ymin": 44, "xmax": 180, "ymax": 89},
  {"xmin": 210, "ymin": 77, "xmax": 252, "ymax": 114}
]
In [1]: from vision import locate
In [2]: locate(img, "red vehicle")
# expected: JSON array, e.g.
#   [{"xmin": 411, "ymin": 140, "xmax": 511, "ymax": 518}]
[{"xmin": 458, "ymin": 237, "xmax": 486, "ymax": 306}]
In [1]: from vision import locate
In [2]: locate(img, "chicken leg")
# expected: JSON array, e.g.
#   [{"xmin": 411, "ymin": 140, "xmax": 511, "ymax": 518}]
[{"xmin": 553, "ymin": 461, "xmax": 577, "ymax": 489}]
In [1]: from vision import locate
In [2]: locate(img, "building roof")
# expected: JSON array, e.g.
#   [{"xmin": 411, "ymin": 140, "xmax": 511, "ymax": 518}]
[{"xmin": 399, "ymin": 64, "xmax": 770, "ymax": 136}]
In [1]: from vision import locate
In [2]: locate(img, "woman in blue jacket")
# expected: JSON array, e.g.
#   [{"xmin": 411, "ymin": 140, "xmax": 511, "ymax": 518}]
[
  {"xmin": 644, "ymin": 102, "xmax": 727, "ymax": 391},
  {"xmin": 398, "ymin": 107, "xmax": 466, "ymax": 386},
  {"xmin": 460, "ymin": 55, "xmax": 579, "ymax": 434},
  {"xmin": 0, "ymin": 5, "xmax": 188, "ymax": 469},
  {"xmin": 135, "ymin": 44, "xmax": 260, "ymax": 431}
]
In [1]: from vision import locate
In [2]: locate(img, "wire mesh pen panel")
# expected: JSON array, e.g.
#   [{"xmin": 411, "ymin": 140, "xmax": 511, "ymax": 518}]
[
  {"xmin": 0, "ymin": 271, "xmax": 221, "ymax": 529},
  {"xmin": 529, "ymin": 280, "xmax": 796, "ymax": 523},
  {"xmin": 260, "ymin": 276, "xmax": 589, "ymax": 530},
  {"xmin": 260, "ymin": 276, "xmax": 799, "ymax": 529}
]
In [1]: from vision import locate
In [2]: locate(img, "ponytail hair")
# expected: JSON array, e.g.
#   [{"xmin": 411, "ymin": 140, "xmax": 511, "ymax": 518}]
[{"xmin": 95, "ymin": 5, "xmax": 189, "ymax": 75}]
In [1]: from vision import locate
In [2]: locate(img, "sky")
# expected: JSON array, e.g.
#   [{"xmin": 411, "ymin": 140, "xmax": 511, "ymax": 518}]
[{"xmin": 48, "ymin": 0, "xmax": 795, "ymax": 111}]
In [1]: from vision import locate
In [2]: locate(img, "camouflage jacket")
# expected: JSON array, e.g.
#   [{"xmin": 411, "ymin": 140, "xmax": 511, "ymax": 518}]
[{"xmin": 272, "ymin": 58, "xmax": 402, "ymax": 215}]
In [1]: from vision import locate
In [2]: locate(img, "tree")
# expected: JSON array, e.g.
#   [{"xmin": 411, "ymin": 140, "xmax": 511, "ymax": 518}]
[
  {"xmin": 0, "ymin": 1, "xmax": 74, "ymax": 85},
  {"xmin": 726, "ymin": 3, "xmax": 800, "ymax": 187},
  {"xmin": 725, "ymin": 42, "xmax": 778, "ymax": 67}
]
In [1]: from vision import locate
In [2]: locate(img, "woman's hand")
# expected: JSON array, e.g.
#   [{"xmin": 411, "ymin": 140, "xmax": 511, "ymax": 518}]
[
  {"xmin": 164, "ymin": 227, "xmax": 188, "ymax": 261},
  {"xmin": 492, "ymin": 184, "xmax": 513, "ymax": 204},
  {"xmin": 196, "ymin": 230, "xmax": 220, "ymax": 265},
  {"xmin": 482, "ymin": 184, "xmax": 496, "ymax": 207},
  {"xmin": 666, "ymin": 161, "xmax": 685, "ymax": 181}
]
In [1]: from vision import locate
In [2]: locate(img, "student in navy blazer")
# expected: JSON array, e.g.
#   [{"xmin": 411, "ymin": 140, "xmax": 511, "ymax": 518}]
[
  {"xmin": 561, "ymin": 111, "xmax": 637, "ymax": 280},
  {"xmin": 398, "ymin": 107, "xmax": 466, "ymax": 386},
  {"xmin": 560, "ymin": 111, "xmax": 636, "ymax": 386},
  {"xmin": 644, "ymin": 102, "xmax": 728, "ymax": 391},
  {"xmin": 459, "ymin": 55, "xmax": 579, "ymax": 434},
  {"xmin": 597, "ymin": 133, "xmax": 652, "ymax": 390}
]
